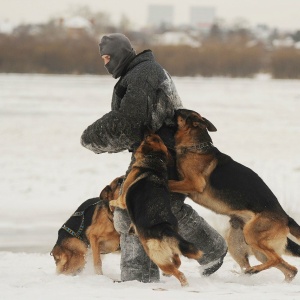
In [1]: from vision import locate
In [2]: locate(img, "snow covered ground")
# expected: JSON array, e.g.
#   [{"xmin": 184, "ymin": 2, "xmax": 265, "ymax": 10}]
[{"xmin": 1, "ymin": 73, "xmax": 300, "ymax": 299}]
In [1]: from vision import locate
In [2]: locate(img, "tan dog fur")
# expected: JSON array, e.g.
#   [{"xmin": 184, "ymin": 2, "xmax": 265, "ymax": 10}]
[
  {"xmin": 169, "ymin": 109, "xmax": 300, "ymax": 282},
  {"xmin": 110, "ymin": 133, "xmax": 203, "ymax": 286},
  {"xmin": 51, "ymin": 176, "xmax": 123, "ymax": 275}
]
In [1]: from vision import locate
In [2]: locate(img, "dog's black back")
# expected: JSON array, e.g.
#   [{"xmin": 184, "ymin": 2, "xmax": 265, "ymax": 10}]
[
  {"xmin": 55, "ymin": 197, "xmax": 107, "ymax": 246},
  {"xmin": 209, "ymin": 148, "xmax": 287, "ymax": 215}
]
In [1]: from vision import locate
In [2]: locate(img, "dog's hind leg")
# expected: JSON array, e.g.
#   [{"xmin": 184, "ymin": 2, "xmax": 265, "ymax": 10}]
[
  {"xmin": 243, "ymin": 215, "xmax": 298, "ymax": 281},
  {"xmin": 162, "ymin": 254, "xmax": 181, "ymax": 277},
  {"xmin": 158, "ymin": 263, "xmax": 189, "ymax": 287},
  {"xmin": 274, "ymin": 262, "xmax": 298, "ymax": 282},
  {"xmin": 163, "ymin": 250, "xmax": 184, "ymax": 278},
  {"xmin": 143, "ymin": 238, "xmax": 188, "ymax": 286},
  {"xmin": 253, "ymin": 249, "xmax": 298, "ymax": 282},
  {"xmin": 173, "ymin": 253, "xmax": 181, "ymax": 269}
]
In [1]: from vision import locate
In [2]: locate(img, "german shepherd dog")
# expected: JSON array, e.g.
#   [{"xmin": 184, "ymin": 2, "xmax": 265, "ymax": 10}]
[
  {"xmin": 51, "ymin": 176, "xmax": 123, "ymax": 275},
  {"xmin": 109, "ymin": 132, "xmax": 203, "ymax": 286},
  {"xmin": 168, "ymin": 108, "xmax": 300, "ymax": 282}
]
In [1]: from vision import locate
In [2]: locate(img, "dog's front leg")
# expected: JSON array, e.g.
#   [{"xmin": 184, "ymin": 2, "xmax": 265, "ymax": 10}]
[
  {"xmin": 169, "ymin": 178, "xmax": 205, "ymax": 194},
  {"xmin": 90, "ymin": 236, "xmax": 103, "ymax": 275},
  {"xmin": 109, "ymin": 195, "xmax": 127, "ymax": 210}
]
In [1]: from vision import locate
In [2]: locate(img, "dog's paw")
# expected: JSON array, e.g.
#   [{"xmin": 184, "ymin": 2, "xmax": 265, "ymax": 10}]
[
  {"xmin": 109, "ymin": 200, "xmax": 118, "ymax": 211},
  {"xmin": 95, "ymin": 267, "xmax": 103, "ymax": 275},
  {"xmin": 284, "ymin": 268, "xmax": 298, "ymax": 282},
  {"xmin": 109, "ymin": 199, "xmax": 126, "ymax": 210},
  {"xmin": 245, "ymin": 267, "xmax": 260, "ymax": 275},
  {"xmin": 109, "ymin": 200, "xmax": 117, "ymax": 207},
  {"xmin": 179, "ymin": 273, "xmax": 189, "ymax": 287}
]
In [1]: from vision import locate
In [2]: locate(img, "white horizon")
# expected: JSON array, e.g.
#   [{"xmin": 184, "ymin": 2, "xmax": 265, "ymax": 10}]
[{"xmin": 1, "ymin": 0, "xmax": 300, "ymax": 31}]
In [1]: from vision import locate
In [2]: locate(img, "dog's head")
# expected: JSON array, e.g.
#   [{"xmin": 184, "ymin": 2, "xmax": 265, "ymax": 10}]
[
  {"xmin": 175, "ymin": 109, "xmax": 217, "ymax": 132},
  {"xmin": 174, "ymin": 109, "xmax": 217, "ymax": 146},
  {"xmin": 100, "ymin": 175, "xmax": 125, "ymax": 213},
  {"xmin": 99, "ymin": 175, "xmax": 124, "ymax": 201},
  {"xmin": 51, "ymin": 238, "xmax": 87, "ymax": 275},
  {"xmin": 135, "ymin": 131, "xmax": 169, "ymax": 161}
]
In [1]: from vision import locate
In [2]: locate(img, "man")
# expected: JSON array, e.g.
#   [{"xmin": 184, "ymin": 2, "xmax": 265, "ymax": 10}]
[{"xmin": 81, "ymin": 33, "xmax": 227, "ymax": 282}]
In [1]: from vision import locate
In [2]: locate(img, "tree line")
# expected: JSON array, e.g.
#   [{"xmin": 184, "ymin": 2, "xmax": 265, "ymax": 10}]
[{"xmin": 0, "ymin": 30, "xmax": 299, "ymax": 79}]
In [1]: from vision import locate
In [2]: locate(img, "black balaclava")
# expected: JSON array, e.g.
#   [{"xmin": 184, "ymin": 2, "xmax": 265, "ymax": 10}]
[{"xmin": 99, "ymin": 33, "xmax": 136, "ymax": 79}]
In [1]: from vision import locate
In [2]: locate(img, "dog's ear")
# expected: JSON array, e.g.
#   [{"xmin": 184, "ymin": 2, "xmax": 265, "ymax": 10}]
[
  {"xmin": 185, "ymin": 114, "xmax": 200, "ymax": 127},
  {"xmin": 100, "ymin": 185, "xmax": 113, "ymax": 201},
  {"xmin": 203, "ymin": 117, "xmax": 217, "ymax": 132},
  {"xmin": 175, "ymin": 108, "xmax": 192, "ymax": 120},
  {"xmin": 192, "ymin": 120, "xmax": 201, "ymax": 128}
]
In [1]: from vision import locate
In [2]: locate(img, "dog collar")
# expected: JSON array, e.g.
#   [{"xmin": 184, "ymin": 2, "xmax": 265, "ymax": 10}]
[{"xmin": 179, "ymin": 141, "xmax": 213, "ymax": 154}]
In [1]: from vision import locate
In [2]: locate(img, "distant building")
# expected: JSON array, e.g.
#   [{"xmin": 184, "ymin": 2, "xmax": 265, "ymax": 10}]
[
  {"xmin": 190, "ymin": 6, "xmax": 216, "ymax": 30},
  {"xmin": 147, "ymin": 5, "xmax": 174, "ymax": 28}
]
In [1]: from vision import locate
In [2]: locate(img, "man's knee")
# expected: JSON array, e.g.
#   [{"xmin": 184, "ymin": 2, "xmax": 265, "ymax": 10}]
[
  {"xmin": 113, "ymin": 203, "xmax": 160, "ymax": 282},
  {"xmin": 175, "ymin": 203, "xmax": 227, "ymax": 274},
  {"xmin": 119, "ymin": 232, "xmax": 160, "ymax": 282}
]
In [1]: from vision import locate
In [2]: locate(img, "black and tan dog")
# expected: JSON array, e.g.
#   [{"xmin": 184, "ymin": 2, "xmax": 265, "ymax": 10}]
[
  {"xmin": 169, "ymin": 108, "xmax": 300, "ymax": 282},
  {"xmin": 110, "ymin": 132, "xmax": 203, "ymax": 287},
  {"xmin": 51, "ymin": 176, "xmax": 123, "ymax": 275}
]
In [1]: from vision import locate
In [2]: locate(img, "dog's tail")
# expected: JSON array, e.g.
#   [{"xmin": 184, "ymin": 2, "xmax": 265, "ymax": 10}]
[
  {"xmin": 287, "ymin": 216, "xmax": 300, "ymax": 255},
  {"xmin": 174, "ymin": 232, "xmax": 203, "ymax": 260},
  {"xmin": 288, "ymin": 216, "xmax": 300, "ymax": 240},
  {"xmin": 285, "ymin": 238, "xmax": 300, "ymax": 257}
]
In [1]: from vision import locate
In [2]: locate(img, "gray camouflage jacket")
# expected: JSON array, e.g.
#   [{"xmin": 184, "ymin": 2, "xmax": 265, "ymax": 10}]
[{"xmin": 81, "ymin": 50, "xmax": 183, "ymax": 154}]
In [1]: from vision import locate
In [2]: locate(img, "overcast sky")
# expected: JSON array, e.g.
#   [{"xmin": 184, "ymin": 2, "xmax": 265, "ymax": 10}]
[{"xmin": 1, "ymin": 0, "xmax": 300, "ymax": 30}]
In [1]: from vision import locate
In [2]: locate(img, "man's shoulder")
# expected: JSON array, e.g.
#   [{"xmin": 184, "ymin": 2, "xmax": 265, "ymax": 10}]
[
  {"xmin": 125, "ymin": 59, "xmax": 166, "ymax": 84},
  {"xmin": 127, "ymin": 50, "xmax": 162, "ymax": 72}
]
